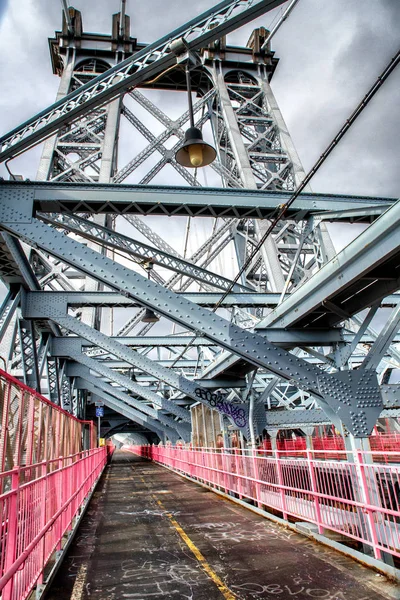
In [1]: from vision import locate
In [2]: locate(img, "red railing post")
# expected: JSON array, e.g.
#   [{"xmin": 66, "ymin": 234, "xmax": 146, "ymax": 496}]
[
  {"xmin": 234, "ymin": 449, "xmax": 243, "ymax": 499},
  {"xmin": 57, "ymin": 456, "xmax": 64, "ymax": 549},
  {"xmin": 2, "ymin": 469, "xmax": 19, "ymax": 600},
  {"xmin": 37, "ymin": 461, "xmax": 48, "ymax": 585},
  {"xmin": 251, "ymin": 449, "xmax": 262, "ymax": 508},
  {"xmin": 275, "ymin": 450, "xmax": 288, "ymax": 521},
  {"xmin": 356, "ymin": 450, "xmax": 381, "ymax": 560},
  {"xmin": 306, "ymin": 449, "xmax": 323, "ymax": 534}
]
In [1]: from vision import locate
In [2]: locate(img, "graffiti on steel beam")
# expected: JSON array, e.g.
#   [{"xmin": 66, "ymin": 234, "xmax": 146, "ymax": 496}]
[{"xmin": 194, "ymin": 388, "xmax": 247, "ymax": 427}]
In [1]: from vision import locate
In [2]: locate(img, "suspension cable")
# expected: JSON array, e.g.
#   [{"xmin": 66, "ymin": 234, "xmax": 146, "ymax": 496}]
[
  {"xmin": 168, "ymin": 47, "xmax": 400, "ymax": 370},
  {"xmin": 212, "ymin": 47, "xmax": 400, "ymax": 312}
]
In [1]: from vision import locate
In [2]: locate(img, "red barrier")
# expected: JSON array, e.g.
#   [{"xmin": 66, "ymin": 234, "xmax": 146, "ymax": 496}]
[
  {"xmin": 127, "ymin": 445, "xmax": 400, "ymax": 561},
  {"xmin": 0, "ymin": 369, "xmax": 96, "ymax": 474},
  {"xmin": 0, "ymin": 448, "xmax": 107, "ymax": 600},
  {"xmin": 0, "ymin": 371, "xmax": 106, "ymax": 600}
]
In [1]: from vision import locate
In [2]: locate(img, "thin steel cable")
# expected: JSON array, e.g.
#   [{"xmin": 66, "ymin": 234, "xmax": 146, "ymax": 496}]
[{"xmin": 168, "ymin": 47, "xmax": 400, "ymax": 369}]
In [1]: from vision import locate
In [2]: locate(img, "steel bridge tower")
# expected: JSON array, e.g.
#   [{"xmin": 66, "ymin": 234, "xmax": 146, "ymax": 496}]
[{"xmin": 0, "ymin": 1, "xmax": 399, "ymax": 450}]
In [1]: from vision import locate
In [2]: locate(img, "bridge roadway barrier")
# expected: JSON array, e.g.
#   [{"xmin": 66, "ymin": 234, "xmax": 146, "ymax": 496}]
[
  {"xmin": 0, "ymin": 370, "xmax": 108, "ymax": 600},
  {"xmin": 131, "ymin": 445, "xmax": 400, "ymax": 566},
  {"xmin": 42, "ymin": 450, "xmax": 400, "ymax": 600}
]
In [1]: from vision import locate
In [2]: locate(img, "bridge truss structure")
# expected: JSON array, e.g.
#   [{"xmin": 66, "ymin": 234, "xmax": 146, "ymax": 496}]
[{"xmin": 0, "ymin": 0, "xmax": 399, "ymax": 449}]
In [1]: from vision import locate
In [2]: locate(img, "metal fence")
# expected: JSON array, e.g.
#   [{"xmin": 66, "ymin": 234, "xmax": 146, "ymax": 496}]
[
  {"xmin": 0, "ymin": 448, "xmax": 107, "ymax": 600},
  {"xmin": 258, "ymin": 435, "xmax": 400, "ymax": 463},
  {"xmin": 128, "ymin": 445, "xmax": 400, "ymax": 561},
  {"xmin": 0, "ymin": 369, "xmax": 96, "ymax": 474},
  {"xmin": 0, "ymin": 371, "xmax": 106, "ymax": 600}
]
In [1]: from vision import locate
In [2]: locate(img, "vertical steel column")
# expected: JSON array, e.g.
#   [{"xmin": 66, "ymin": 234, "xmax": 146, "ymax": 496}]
[
  {"xmin": 17, "ymin": 319, "xmax": 40, "ymax": 392},
  {"xmin": 212, "ymin": 65, "xmax": 285, "ymax": 293},
  {"xmin": 36, "ymin": 54, "xmax": 75, "ymax": 181},
  {"xmin": 260, "ymin": 78, "xmax": 309, "ymax": 190}
]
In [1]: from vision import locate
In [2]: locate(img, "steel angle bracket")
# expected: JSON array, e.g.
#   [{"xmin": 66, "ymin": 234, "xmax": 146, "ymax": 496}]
[{"xmin": 317, "ymin": 370, "xmax": 383, "ymax": 437}]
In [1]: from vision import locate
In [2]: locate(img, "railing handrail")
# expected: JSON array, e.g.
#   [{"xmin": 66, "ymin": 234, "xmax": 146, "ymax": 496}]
[
  {"xmin": 127, "ymin": 444, "xmax": 400, "ymax": 562},
  {"xmin": 0, "ymin": 446, "xmax": 107, "ymax": 599}
]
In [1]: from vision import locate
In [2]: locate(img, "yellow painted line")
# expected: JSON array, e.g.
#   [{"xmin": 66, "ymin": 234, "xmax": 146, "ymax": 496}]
[{"xmin": 153, "ymin": 494, "xmax": 236, "ymax": 600}]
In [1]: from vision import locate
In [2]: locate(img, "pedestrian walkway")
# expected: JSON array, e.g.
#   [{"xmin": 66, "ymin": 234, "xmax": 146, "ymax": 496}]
[{"xmin": 46, "ymin": 451, "xmax": 400, "ymax": 600}]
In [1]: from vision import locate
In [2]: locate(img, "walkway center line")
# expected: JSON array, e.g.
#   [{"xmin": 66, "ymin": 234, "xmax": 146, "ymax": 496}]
[
  {"xmin": 154, "ymin": 495, "xmax": 236, "ymax": 600},
  {"xmin": 138, "ymin": 474, "xmax": 236, "ymax": 600}
]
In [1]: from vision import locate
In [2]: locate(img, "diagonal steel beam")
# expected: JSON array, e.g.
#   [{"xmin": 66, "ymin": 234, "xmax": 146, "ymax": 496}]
[
  {"xmin": 38, "ymin": 212, "xmax": 250, "ymax": 292},
  {"xmin": 0, "ymin": 291, "xmax": 20, "ymax": 344},
  {"xmin": 8, "ymin": 210, "xmax": 327, "ymax": 404}
]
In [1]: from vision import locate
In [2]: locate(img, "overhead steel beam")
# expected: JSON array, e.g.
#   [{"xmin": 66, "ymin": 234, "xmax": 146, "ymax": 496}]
[
  {"xmin": 67, "ymin": 330, "xmax": 343, "ymax": 348},
  {"xmin": 39, "ymin": 212, "xmax": 251, "ymax": 293},
  {"xmin": 265, "ymin": 406, "xmax": 400, "ymax": 428},
  {"xmin": 21, "ymin": 290, "xmax": 400, "ymax": 309},
  {"xmin": 0, "ymin": 0, "xmax": 286, "ymax": 161},
  {"xmin": 256, "ymin": 200, "xmax": 400, "ymax": 329},
  {"xmin": 0, "ymin": 181, "xmax": 394, "ymax": 220}
]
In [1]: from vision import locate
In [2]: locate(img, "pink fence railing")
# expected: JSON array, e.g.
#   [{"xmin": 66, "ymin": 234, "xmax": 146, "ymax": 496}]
[
  {"xmin": 127, "ymin": 445, "xmax": 400, "ymax": 561},
  {"xmin": 0, "ymin": 447, "xmax": 107, "ymax": 600},
  {"xmin": 257, "ymin": 434, "xmax": 400, "ymax": 462},
  {"xmin": 0, "ymin": 369, "xmax": 96, "ymax": 474}
]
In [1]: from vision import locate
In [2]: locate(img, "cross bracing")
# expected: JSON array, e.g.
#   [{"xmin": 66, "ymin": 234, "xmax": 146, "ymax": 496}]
[{"xmin": 0, "ymin": 1, "xmax": 399, "ymax": 445}]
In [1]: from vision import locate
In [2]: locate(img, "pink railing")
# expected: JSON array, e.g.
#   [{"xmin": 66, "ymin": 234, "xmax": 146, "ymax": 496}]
[
  {"xmin": 0, "ymin": 369, "xmax": 96, "ymax": 474},
  {"xmin": 127, "ymin": 445, "xmax": 400, "ymax": 561},
  {"xmin": 0, "ymin": 447, "xmax": 107, "ymax": 600},
  {"xmin": 257, "ymin": 434, "xmax": 400, "ymax": 462}
]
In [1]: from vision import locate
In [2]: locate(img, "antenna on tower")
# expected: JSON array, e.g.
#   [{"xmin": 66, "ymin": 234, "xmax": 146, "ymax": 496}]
[
  {"xmin": 119, "ymin": 0, "xmax": 126, "ymax": 38},
  {"xmin": 60, "ymin": 0, "xmax": 73, "ymax": 34}
]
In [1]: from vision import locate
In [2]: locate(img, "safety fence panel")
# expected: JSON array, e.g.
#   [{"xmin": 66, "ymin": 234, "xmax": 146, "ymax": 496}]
[
  {"xmin": 0, "ymin": 369, "xmax": 96, "ymax": 475},
  {"xmin": 254, "ymin": 434, "xmax": 400, "ymax": 462},
  {"xmin": 127, "ymin": 445, "xmax": 400, "ymax": 561},
  {"xmin": 0, "ymin": 447, "xmax": 107, "ymax": 600}
]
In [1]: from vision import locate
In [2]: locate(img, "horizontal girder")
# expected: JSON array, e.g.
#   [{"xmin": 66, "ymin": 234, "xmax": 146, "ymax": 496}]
[
  {"xmin": 256, "ymin": 199, "xmax": 400, "ymax": 329},
  {"xmin": 0, "ymin": 181, "xmax": 394, "ymax": 221},
  {"xmin": 20, "ymin": 290, "xmax": 400, "ymax": 310}
]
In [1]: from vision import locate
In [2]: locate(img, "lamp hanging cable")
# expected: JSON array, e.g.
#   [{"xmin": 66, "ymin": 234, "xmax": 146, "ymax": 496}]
[{"xmin": 167, "ymin": 46, "xmax": 400, "ymax": 369}]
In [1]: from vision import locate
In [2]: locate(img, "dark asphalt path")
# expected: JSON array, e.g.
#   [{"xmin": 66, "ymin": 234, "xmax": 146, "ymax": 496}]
[{"xmin": 45, "ymin": 451, "xmax": 399, "ymax": 600}]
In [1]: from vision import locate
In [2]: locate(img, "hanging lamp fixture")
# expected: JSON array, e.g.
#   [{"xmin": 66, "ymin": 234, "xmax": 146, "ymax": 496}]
[
  {"xmin": 141, "ymin": 260, "xmax": 160, "ymax": 323},
  {"xmin": 175, "ymin": 66, "xmax": 216, "ymax": 169}
]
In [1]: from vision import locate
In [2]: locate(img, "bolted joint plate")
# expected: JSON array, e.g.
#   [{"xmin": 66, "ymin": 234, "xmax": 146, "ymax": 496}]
[
  {"xmin": 317, "ymin": 370, "xmax": 383, "ymax": 437},
  {"xmin": 0, "ymin": 189, "xmax": 34, "ymax": 223}
]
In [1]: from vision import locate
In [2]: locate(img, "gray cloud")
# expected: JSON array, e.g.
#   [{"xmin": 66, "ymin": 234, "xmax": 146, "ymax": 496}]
[{"xmin": 1, "ymin": 0, "xmax": 399, "ymax": 199}]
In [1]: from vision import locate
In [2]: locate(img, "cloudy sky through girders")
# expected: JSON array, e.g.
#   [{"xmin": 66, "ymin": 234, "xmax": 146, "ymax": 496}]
[
  {"xmin": 0, "ymin": 0, "xmax": 399, "ymax": 196},
  {"xmin": 0, "ymin": 1, "xmax": 399, "ymax": 330}
]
